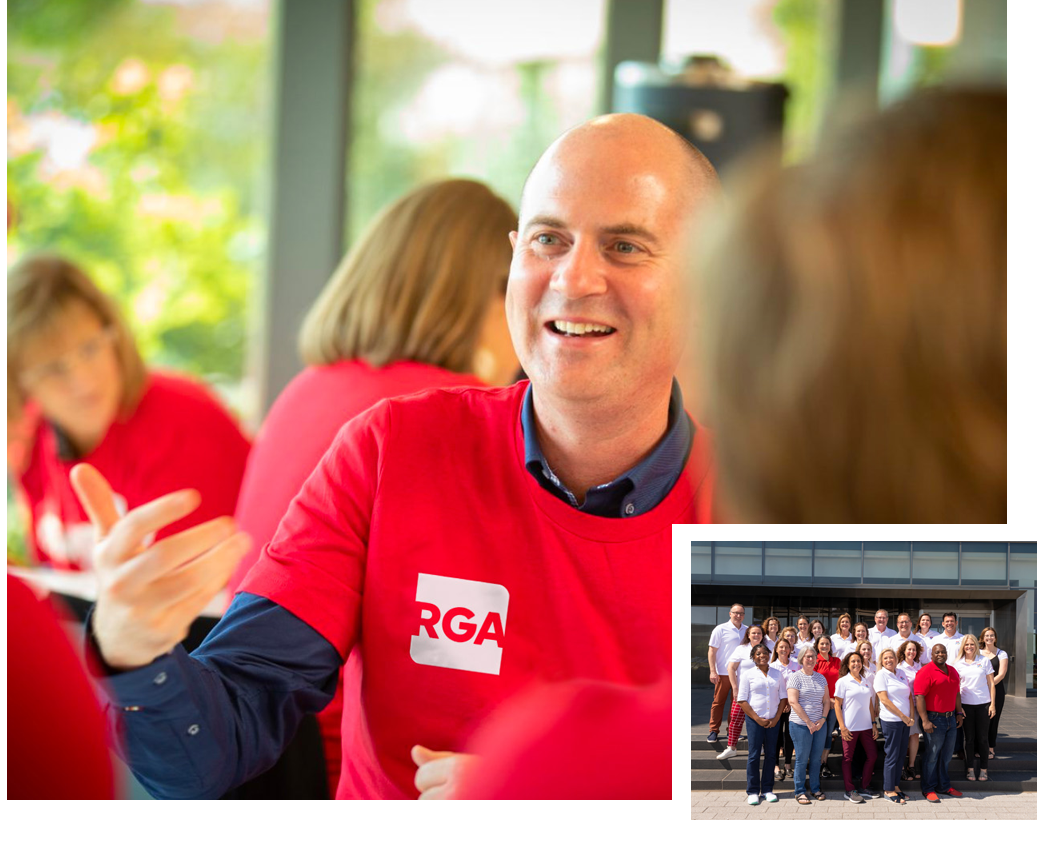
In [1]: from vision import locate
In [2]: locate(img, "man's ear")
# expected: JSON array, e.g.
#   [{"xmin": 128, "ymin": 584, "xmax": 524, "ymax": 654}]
[{"xmin": 509, "ymin": 231, "xmax": 517, "ymax": 250}]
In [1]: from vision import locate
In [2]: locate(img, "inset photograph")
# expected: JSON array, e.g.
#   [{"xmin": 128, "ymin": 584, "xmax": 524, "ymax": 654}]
[{"xmin": 691, "ymin": 541, "xmax": 1036, "ymax": 820}]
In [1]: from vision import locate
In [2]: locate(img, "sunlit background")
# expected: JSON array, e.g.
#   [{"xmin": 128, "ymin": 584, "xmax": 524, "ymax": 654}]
[{"xmin": 6, "ymin": 0, "xmax": 1005, "ymax": 559}]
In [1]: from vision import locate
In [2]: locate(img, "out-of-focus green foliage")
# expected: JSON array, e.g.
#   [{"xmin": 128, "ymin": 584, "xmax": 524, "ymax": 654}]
[
  {"xmin": 7, "ymin": 0, "xmax": 272, "ymax": 555},
  {"xmin": 7, "ymin": 0, "xmax": 270, "ymax": 384}
]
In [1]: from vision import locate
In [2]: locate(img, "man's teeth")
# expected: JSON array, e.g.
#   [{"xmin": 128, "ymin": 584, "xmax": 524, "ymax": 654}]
[{"xmin": 552, "ymin": 320, "xmax": 614, "ymax": 336}]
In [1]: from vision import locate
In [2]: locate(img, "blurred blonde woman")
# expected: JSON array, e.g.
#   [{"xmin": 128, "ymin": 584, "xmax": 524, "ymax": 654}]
[
  {"xmin": 7, "ymin": 254, "xmax": 249, "ymax": 571},
  {"xmin": 697, "ymin": 88, "xmax": 1005, "ymax": 522},
  {"xmin": 228, "ymin": 178, "xmax": 520, "ymax": 796}
]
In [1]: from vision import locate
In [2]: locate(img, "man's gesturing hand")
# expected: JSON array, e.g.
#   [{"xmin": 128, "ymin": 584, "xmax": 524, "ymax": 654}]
[
  {"xmin": 71, "ymin": 463, "xmax": 251, "ymax": 671},
  {"xmin": 411, "ymin": 745, "xmax": 481, "ymax": 800}
]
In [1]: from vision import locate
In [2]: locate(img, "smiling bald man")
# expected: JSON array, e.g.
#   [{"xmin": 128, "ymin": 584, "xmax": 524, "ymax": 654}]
[{"xmin": 77, "ymin": 114, "xmax": 721, "ymax": 800}]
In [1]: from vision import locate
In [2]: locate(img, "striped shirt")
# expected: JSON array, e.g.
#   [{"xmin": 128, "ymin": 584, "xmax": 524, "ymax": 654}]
[{"xmin": 786, "ymin": 670, "xmax": 828, "ymax": 727}]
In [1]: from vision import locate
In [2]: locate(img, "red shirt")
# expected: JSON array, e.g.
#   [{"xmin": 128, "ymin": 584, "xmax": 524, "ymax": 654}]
[
  {"xmin": 914, "ymin": 662, "xmax": 962, "ymax": 711},
  {"xmin": 815, "ymin": 655, "xmax": 842, "ymax": 697},
  {"xmin": 7, "ymin": 576, "xmax": 115, "ymax": 799},
  {"xmin": 229, "ymin": 359, "xmax": 486, "ymax": 796},
  {"xmin": 18, "ymin": 372, "xmax": 249, "ymax": 571},
  {"xmin": 460, "ymin": 677, "xmax": 670, "ymax": 799},
  {"xmin": 240, "ymin": 382, "xmax": 712, "ymax": 799}
]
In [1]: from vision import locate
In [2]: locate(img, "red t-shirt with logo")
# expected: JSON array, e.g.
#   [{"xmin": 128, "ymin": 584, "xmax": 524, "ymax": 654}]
[
  {"xmin": 228, "ymin": 359, "xmax": 486, "ymax": 796},
  {"xmin": 17, "ymin": 372, "xmax": 250, "ymax": 571},
  {"xmin": 239, "ymin": 382, "xmax": 711, "ymax": 799}
]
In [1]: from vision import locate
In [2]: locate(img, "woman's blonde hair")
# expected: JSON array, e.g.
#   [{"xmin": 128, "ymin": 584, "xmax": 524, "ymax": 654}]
[
  {"xmin": 959, "ymin": 634, "xmax": 981, "ymax": 660},
  {"xmin": 299, "ymin": 179, "xmax": 517, "ymax": 372},
  {"xmin": 7, "ymin": 253, "xmax": 146, "ymax": 422},
  {"xmin": 698, "ymin": 88, "xmax": 1006, "ymax": 522}
]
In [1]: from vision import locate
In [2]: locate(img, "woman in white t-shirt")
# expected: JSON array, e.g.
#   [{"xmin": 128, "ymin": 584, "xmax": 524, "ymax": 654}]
[
  {"xmin": 717, "ymin": 624, "xmax": 767, "ymax": 760},
  {"xmin": 770, "ymin": 637, "xmax": 800, "ymax": 782},
  {"xmin": 896, "ymin": 639, "xmax": 923, "ymax": 781},
  {"xmin": 737, "ymin": 643, "xmax": 787, "ymax": 805},
  {"xmin": 917, "ymin": 613, "xmax": 939, "ymax": 642},
  {"xmin": 875, "ymin": 647, "xmax": 915, "ymax": 804},
  {"xmin": 834, "ymin": 652, "xmax": 878, "ymax": 803},
  {"xmin": 850, "ymin": 621, "xmax": 870, "ymax": 655},
  {"xmin": 793, "ymin": 617, "xmax": 814, "ymax": 657},
  {"xmin": 979, "ymin": 627, "xmax": 1008, "ymax": 759},
  {"xmin": 955, "ymin": 634, "xmax": 995, "ymax": 781},
  {"xmin": 831, "ymin": 612, "xmax": 855, "ymax": 659},
  {"xmin": 762, "ymin": 617, "xmax": 781, "ymax": 654}
]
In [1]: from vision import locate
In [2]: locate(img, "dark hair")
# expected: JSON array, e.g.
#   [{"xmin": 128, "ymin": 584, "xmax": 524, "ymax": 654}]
[
  {"xmin": 942, "ymin": 612, "xmax": 958, "ymax": 623},
  {"xmin": 839, "ymin": 651, "xmax": 866, "ymax": 679},
  {"xmin": 771, "ymin": 637, "xmax": 794, "ymax": 663},
  {"xmin": 809, "ymin": 619, "xmax": 825, "ymax": 636},
  {"xmin": 897, "ymin": 639, "xmax": 922, "ymax": 665},
  {"xmin": 740, "ymin": 624, "xmax": 765, "ymax": 645},
  {"xmin": 751, "ymin": 643, "xmax": 771, "ymax": 662},
  {"xmin": 814, "ymin": 634, "xmax": 833, "ymax": 655}
]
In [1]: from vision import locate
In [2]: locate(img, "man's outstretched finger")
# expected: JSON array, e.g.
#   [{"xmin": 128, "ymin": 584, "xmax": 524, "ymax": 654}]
[
  {"xmin": 99, "ymin": 488, "xmax": 202, "ymax": 564},
  {"xmin": 119, "ymin": 516, "xmax": 241, "ymax": 590},
  {"xmin": 70, "ymin": 463, "xmax": 123, "ymax": 540}
]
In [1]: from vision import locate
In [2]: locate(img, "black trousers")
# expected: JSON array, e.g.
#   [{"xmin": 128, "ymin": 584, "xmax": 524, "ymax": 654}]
[
  {"xmin": 988, "ymin": 685, "xmax": 1006, "ymax": 747},
  {"xmin": 776, "ymin": 711, "xmax": 794, "ymax": 765},
  {"xmin": 963, "ymin": 702, "xmax": 990, "ymax": 776}
]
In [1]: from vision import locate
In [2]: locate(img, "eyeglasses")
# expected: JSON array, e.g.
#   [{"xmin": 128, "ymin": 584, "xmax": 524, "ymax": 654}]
[{"xmin": 19, "ymin": 326, "xmax": 117, "ymax": 387}]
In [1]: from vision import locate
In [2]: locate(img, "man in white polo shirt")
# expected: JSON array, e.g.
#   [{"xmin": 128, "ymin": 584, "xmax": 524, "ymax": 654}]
[
  {"xmin": 930, "ymin": 613, "xmax": 965, "ymax": 663},
  {"xmin": 706, "ymin": 604, "xmax": 747, "ymax": 743},
  {"xmin": 888, "ymin": 612, "xmax": 928, "ymax": 665},
  {"xmin": 868, "ymin": 608, "xmax": 897, "ymax": 655}
]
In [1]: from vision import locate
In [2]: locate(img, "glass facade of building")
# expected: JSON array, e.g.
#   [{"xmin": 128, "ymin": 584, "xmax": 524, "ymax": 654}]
[{"xmin": 692, "ymin": 541, "xmax": 1037, "ymax": 695}]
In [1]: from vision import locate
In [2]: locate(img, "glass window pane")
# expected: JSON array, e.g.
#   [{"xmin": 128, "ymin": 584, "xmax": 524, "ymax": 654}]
[
  {"xmin": 963, "ymin": 541, "xmax": 1008, "ymax": 585},
  {"xmin": 864, "ymin": 542, "xmax": 910, "ymax": 584},
  {"xmin": 912, "ymin": 541, "xmax": 958, "ymax": 585},
  {"xmin": 765, "ymin": 541, "xmax": 811, "ymax": 583},
  {"xmin": 348, "ymin": 0, "xmax": 605, "ymax": 241},
  {"xmin": 714, "ymin": 542, "xmax": 762, "ymax": 577},
  {"xmin": 1009, "ymin": 543, "xmax": 1037, "ymax": 588},
  {"xmin": 814, "ymin": 542, "xmax": 861, "ymax": 583}
]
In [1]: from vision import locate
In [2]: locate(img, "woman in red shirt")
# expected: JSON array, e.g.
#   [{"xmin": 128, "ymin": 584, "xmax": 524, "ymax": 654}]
[
  {"xmin": 814, "ymin": 634, "xmax": 842, "ymax": 778},
  {"xmin": 228, "ymin": 178, "xmax": 519, "ymax": 797},
  {"xmin": 8, "ymin": 254, "xmax": 249, "ymax": 571}
]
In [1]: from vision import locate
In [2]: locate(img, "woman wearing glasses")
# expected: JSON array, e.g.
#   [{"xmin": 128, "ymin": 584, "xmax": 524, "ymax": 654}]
[{"xmin": 8, "ymin": 254, "xmax": 250, "ymax": 571}]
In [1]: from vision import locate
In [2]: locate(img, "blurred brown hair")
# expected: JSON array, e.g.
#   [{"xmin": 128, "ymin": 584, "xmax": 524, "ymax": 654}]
[
  {"xmin": 299, "ymin": 179, "xmax": 517, "ymax": 372},
  {"xmin": 699, "ymin": 87, "xmax": 1006, "ymax": 522},
  {"xmin": 8, "ymin": 254, "xmax": 146, "ymax": 423}
]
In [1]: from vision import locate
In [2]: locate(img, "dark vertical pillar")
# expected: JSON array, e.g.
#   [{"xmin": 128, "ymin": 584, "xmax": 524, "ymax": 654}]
[
  {"xmin": 254, "ymin": 0, "xmax": 354, "ymax": 421},
  {"xmin": 601, "ymin": 0, "xmax": 665, "ymax": 113},
  {"xmin": 834, "ymin": 0, "xmax": 884, "ymax": 103}
]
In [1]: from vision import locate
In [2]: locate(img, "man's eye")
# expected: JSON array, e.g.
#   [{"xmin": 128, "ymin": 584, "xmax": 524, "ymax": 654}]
[
  {"xmin": 534, "ymin": 233, "xmax": 558, "ymax": 246},
  {"xmin": 614, "ymin": 241, "xmax": 638, "ymax": 254}
]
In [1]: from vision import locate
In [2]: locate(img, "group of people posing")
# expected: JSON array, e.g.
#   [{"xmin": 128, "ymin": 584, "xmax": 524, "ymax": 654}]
[{"xmin": 707, "ymin": 605, "xmax": 1009, "ymax": 806}]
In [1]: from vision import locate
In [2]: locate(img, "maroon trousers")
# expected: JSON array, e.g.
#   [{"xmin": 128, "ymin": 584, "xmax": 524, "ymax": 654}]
[
  {"xmin": 841, "ymin": 728, "xmax": 877, "ymax": 792},
  {"xmin": 710, "ymin": 676, "xmax": 733, "ymax": 732}
]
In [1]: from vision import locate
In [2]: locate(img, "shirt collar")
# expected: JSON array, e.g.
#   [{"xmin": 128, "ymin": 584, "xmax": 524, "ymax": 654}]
[{"xmin": 521, "ymin": 379, "xmax": 692, "ymax": 518}]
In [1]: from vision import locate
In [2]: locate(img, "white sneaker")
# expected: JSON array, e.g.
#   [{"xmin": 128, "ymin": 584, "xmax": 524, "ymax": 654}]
[
  {"xmin": 747, "ymin": 793, "xmax": 760, "ymax": 805},
  {"xmin": 763, "ymin": 792, "xmax": 779, "ymax": 803},
  {"xmin": 716, "ymin": 746, "xmax": 738, "ymax": 759}
]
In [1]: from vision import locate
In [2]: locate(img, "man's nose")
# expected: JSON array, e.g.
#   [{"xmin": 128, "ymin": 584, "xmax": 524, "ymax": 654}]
[{"xmin": 549, "ymin": 240, "xmax": 607, "ymax": 299}]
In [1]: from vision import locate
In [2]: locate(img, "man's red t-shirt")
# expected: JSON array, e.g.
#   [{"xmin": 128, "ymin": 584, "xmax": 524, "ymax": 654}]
[
  {"xmin": 914, "ymin": 662, "xmax": 962, "ymax": 712},
  {"xmin": 229, "ymin": 359, "xmax": 486, "ymax": 796},
  {"xmin": 17, "ymin": 372, "xmax": 250, "ymax": 570},
  {"xmin": 240, "ymin": 382, "xmax": 711, "ymax": 799},
  {"xmin": 460, "ymin": 677, "xmax": 671, "ymax": 799}
]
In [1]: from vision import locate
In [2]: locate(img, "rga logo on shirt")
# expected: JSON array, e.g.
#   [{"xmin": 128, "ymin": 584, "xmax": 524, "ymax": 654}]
[{"xmin": 409, "ymin": 573, "xmax": 509, "ymax": 675}]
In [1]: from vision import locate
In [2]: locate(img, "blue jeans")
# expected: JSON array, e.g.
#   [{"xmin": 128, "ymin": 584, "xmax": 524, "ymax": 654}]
[
  {"xmin": 790, "ymin": 721, "xmax": 826, "ymax": 797},
  {"xmin": 745, "ymin": 717, "xmax": 780, "ymax": 796},
  {"xmin": 921, "ymin": 711, "xmax": 957, "ymax": 794},
  {"xmin": 881, "ymin": 720, "xmax": 910, "ymax": 791}
]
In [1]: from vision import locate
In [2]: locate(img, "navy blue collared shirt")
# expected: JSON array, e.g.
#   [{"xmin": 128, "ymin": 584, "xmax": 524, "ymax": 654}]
[{"xmin": 522, "ymin": 379, "xmax": 693, "ymax": 517}]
